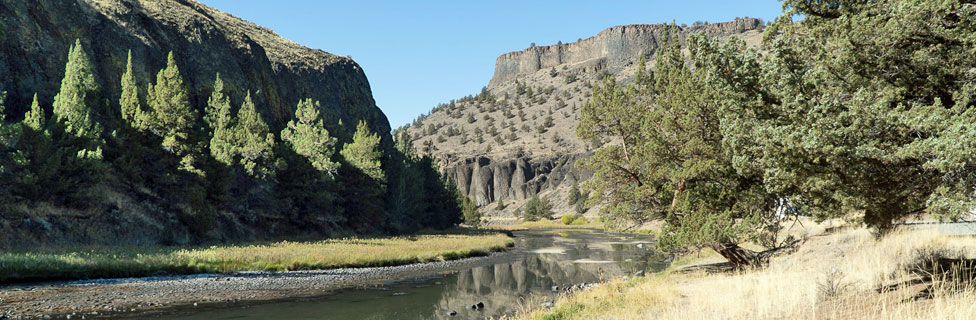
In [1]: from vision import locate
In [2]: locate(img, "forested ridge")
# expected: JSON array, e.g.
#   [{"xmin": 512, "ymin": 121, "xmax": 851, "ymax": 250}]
[{"xmin": 0, "ymin": 41, "xmax": 462, "ymax": 246}]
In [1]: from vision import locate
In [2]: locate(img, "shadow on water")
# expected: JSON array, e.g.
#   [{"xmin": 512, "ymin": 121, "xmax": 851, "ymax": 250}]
[{"xmin": 122, "ymin": 229, "xmax": 668, "ymax": 320}]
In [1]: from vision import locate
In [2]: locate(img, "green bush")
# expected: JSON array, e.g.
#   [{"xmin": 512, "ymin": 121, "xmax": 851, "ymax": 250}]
[
  {"xmin": 560, "ymin": 214, "xmax": 575, "ymax": 225},
  {"xmin": 571, "ymin": 216, "xmax": 589, "ymax": 225}
]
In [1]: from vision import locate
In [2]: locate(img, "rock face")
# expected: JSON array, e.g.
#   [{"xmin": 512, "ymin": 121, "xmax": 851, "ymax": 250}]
[
  {"xmin": 0, "ymin": 0, "xmax": 392, "ymax": 248},
  {"xmin": 488, "ymin": 18, "xmax": 761, "ymax": 88},
  {"xmin": 0, "ymin": 0, "xmax": 389, "ymax": 136},
  {"xmin": 447, "ymin": 153, "xmax": 592, "ymax": 206},
  {"xmin": 408, "ymin": 18, "xmax": 764, "ymax": 218}
]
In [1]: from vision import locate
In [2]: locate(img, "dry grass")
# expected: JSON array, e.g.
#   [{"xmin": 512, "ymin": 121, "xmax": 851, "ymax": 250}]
[
  {"xmin": 0, "ymin": 229, "xmax": 514, "ymax": 283},
  {"xmin": 488, "ymin": 218, "xmax": 603, "ymax": 231},
  {"xmin": 509, "ymin": 222, "xmax": 976, "ymax": 320}
]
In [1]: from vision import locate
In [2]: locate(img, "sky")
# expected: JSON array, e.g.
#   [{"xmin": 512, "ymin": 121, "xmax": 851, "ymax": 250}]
[{"xmin": 197, "ymin": 0, "xmax": 785, "ymax": 129}]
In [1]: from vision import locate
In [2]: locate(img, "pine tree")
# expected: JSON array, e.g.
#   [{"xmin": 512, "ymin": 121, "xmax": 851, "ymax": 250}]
[
  {"xmin": 207, "ymin": 74, "xmax": 236, "ymax": 166},
  {"xmin": 281, "ymin": 98, "xmax": 339, "ymax": 176},
  {"xmin": 567, "ymin": 181, "xmax": 582, "ymax": 206},
  {"xmin": 52, "ymin": 39, "xmax": 104, "ymax": 150},
  {"xmin": 24, "ymin": 94, "xmax": 45, "ymax": 131},
  {"xmin": 235, "ymin": 91, "xmax": 275, "ymax": 179},
  {"xmin": 119, "ymin": 50, "xmax": 145, "ymax": 130},
  {"xmin": 205, "ymin": 73, "xmax": 230, "ymax": 132},
  {"xmin": 461, "ymin": 195, "xmax": 481, "ymax": 227},
  {"xmin": 340, "ymin": 120, "xmax": 384, "ymax": 183},
  {"xmin": 146, "ymin": 51, "xmax": 200, "ymax": 174},
  {"xmin": 6, "ymin": 92, "xmax": 100, "ymax": 205}
]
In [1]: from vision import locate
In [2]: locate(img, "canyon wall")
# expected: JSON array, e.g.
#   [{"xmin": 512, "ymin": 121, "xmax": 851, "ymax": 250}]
[
  {"xmin": 488, "ymin": 18, "xmax": 761, "ymax": 88},
  {"xmin": 446, "ymin": 153, "xmax": 592, "ymax": 206}
]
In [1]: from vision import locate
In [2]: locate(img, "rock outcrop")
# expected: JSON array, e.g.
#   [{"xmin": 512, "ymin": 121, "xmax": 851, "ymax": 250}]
[
  {"xmin": 0, "ymin": 0, "xmax": 389, "ymax": 137},
  {"xmin": 408, "ymin": 18, "xmax": 764, "ymax": 218},
  {"xmin": 488, "ymin": 18, "xmax": 761, "ymax": 87},
  {"xmin": 447, "ymin": 153, "xmax": 592, "ymax": 206}
]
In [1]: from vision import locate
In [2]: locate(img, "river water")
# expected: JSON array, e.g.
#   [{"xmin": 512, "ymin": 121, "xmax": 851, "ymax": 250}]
[{"xmin": 128, "ymin": 228, "xmax": 667, "ymax": 320}]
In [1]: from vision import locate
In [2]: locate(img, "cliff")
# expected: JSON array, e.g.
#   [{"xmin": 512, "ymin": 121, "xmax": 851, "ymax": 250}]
[
  {"xmin": 0, "ymin": 0, "xmax": 389, "ymax": 137},
  {"xmin": 488, "ymin": 18, "xmax": 761, "ymax": 87},
  {"xmin": 448, "ymin": 153, "xmax": 592, "ymax": 206},
  {"xmin": 0, "ymin": 0, "xmax": 393, "ymax": 248},
  {"xmin": 405, "ymin": 18, "xmax": 764, "ymax": 221}
]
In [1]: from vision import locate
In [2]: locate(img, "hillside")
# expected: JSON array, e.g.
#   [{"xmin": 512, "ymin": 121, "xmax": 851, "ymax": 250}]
[
  {"xmin": 0, "ymin": 0, "xmax": 455, "ymax": 249},
  {"xmin": 402, "ymin": 18, "xmax": 764, "ymax": 221},
  {"xmin": 0, "ymin": 0, "xmax": 389, "ymax": 137}
]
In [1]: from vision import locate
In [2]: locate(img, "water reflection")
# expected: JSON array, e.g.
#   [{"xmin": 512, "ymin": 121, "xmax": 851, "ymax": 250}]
[{"xmin": 128, "ymin": 229, "xmax": 668, "ymax": 320}]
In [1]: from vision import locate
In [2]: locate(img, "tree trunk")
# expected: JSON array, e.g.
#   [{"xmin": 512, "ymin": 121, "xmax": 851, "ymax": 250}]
[
  {"xmin": 711, "ymin": 242, "xmax": 761, "ymax": 268},
  {"xmin": 711, "ymin": 241, "xmax": 796, "ymax": 269}
]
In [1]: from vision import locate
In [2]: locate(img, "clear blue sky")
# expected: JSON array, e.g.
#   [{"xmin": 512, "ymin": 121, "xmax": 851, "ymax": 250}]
[{"xmin": 197, "ymin": 0, "xmax": 785, "ymax": 129}]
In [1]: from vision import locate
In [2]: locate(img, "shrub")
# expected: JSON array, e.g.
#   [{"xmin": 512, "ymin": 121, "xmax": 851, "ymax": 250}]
[
  {"xmin": 571, "ymin": 215, "xmax": 589, "ymax": 225},
  {"xmin": 561, "ymin": 214, "xmax": 575, "ymax": 225}
]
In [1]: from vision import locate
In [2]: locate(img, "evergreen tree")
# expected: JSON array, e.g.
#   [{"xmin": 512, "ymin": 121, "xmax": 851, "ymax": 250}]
[
  {"xmin": 567, "ymin": 181, "xmax": 582, "ymax": 206},
  {"xmin": 385, "ymin": 155, "xmax": 424, "ymax": 231},
  {"xmin": 207, "ymin": 74, "xmax": 236, "ymax": 166},
  {"xmin": 522, "ymin": 194, "xmax": 553, "ymax": 222},
  {"xmin": 235, "ymin": 91, "xmax": 275, "ymax": 179},
  {"xmin": 461, "ymin": 195, "xmax": 481, "ymax": 227},
  {"xmin": 579, "ymin": 29, "xmax": 774, "ymax": 267},
  {"xmin": 340, "ymin": 120, "xmax": 384, "ymax": 183},
  {"xmin": 205, "ymin": 73, "xmax": 230, "ymax": 132},
  {"xmin": 24, "ymin": 94, "xmax": 45, "ymax": 131},
  {"xmin": 146, "ymin": 51, "xmax": 200, "ymax": 174},
  {"xmin": 52, "ymin": 39, "xmax": 104, "ymax": 155},
  {"xmin": 417, "ymin": 155, "xmax": 462, "ymax": 229},
  {"xmin": 715, "ymin": 0, "xmax": 976, "ymax": 234},
  {"xmin": 2, "ymin": 92, "xmax": 101, "ymax": 205},
  {"xmin": 281, "ymin": 98, "xmax": 339, "ymax": 176},
  {"xmin": 119, "ymin": 50, "xmax": 145, "ymax": 130}
]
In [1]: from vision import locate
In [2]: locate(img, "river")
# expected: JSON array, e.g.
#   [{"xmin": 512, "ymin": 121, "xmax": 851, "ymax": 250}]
[{"xmin": 119, "ymin": 228, "xmax": 667, "ymax": 320}]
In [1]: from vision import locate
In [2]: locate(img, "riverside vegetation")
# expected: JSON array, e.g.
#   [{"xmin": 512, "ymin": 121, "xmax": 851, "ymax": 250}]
[
  {"xmin": 508, "ymin": 0, "xmax": 976, "ymax": 318},
  {"xmin": 0, "ymin": 229, "xmax": 513, "ymax": 283},
  {"xmin": 0, "ymin": 36, "xmax": 486, "ymax": 282}
]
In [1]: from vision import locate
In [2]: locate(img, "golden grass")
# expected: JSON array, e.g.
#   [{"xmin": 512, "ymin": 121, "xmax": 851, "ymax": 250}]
[
  {"xmin": 489, "ymin": 218, "xmax": 604, "ymax": 231},
  {"xmin": 0, "ymin": 229, "xmax": 514, "ymax": 283},
  {"xmin": 510, "ymin": 223, "xmax": 976, "ymax": 320}
]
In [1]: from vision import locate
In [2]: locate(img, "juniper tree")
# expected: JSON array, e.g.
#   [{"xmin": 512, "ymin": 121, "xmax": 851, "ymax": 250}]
[
  {"xmin": 4, "ymin": 92, "xmax": 101, "ymax": 205},
  {"xmin": 461, "ymin": 195, "xmax": 481, "ymax": 227},
  {"xmin": 281, "ymin": 98, "xmax": 339, "ymax": 176},
  {"xmin": 52, "ymin": 39, "xmax": 104, "ymax": 156},
  {"xmin": 341, "ymin": 120, "xmax": 384, "ymax": 183},
  {"xmin": 579, "ymin": 29, "xmax": 776, "ymax": 267},
  {"xmin": 235, "ymin": 91, "xmax": 275, "ymax": 179},
  {"xmin": 119, "ymin": 50, "xmax": 146, "ymax": 130},
  {"xmin": 522, "ymin": 194, "xmax": 553, "ymax": 222},
  {"xmin": 205, "ymin": 73, "xmax": 230, "ymax": 133},
  {"xmin": 714, "ymin": 0, "xmax": 976, "ymax": 233},
  {"xmin": 207, "ymin": 74, "xmax": 236, "ymax": 166},
  {"xmin": 147, "ymin": 51, "xmax": 201, "ymax": 174},
  {"xmin": 24, "ymin": 94, "xmax": 45, "ymax": 131}
]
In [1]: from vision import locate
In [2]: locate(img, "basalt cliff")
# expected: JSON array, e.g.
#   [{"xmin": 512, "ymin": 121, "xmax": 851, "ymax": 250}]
[{"xmin": 405, "ymin": 18, "xmax": 764, "ymax": 221}]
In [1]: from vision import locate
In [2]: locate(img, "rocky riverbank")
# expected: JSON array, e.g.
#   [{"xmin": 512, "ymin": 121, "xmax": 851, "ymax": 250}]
[{"xmin": 0, "ymin": 250, "xmax": 520, "ymax": 319}]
